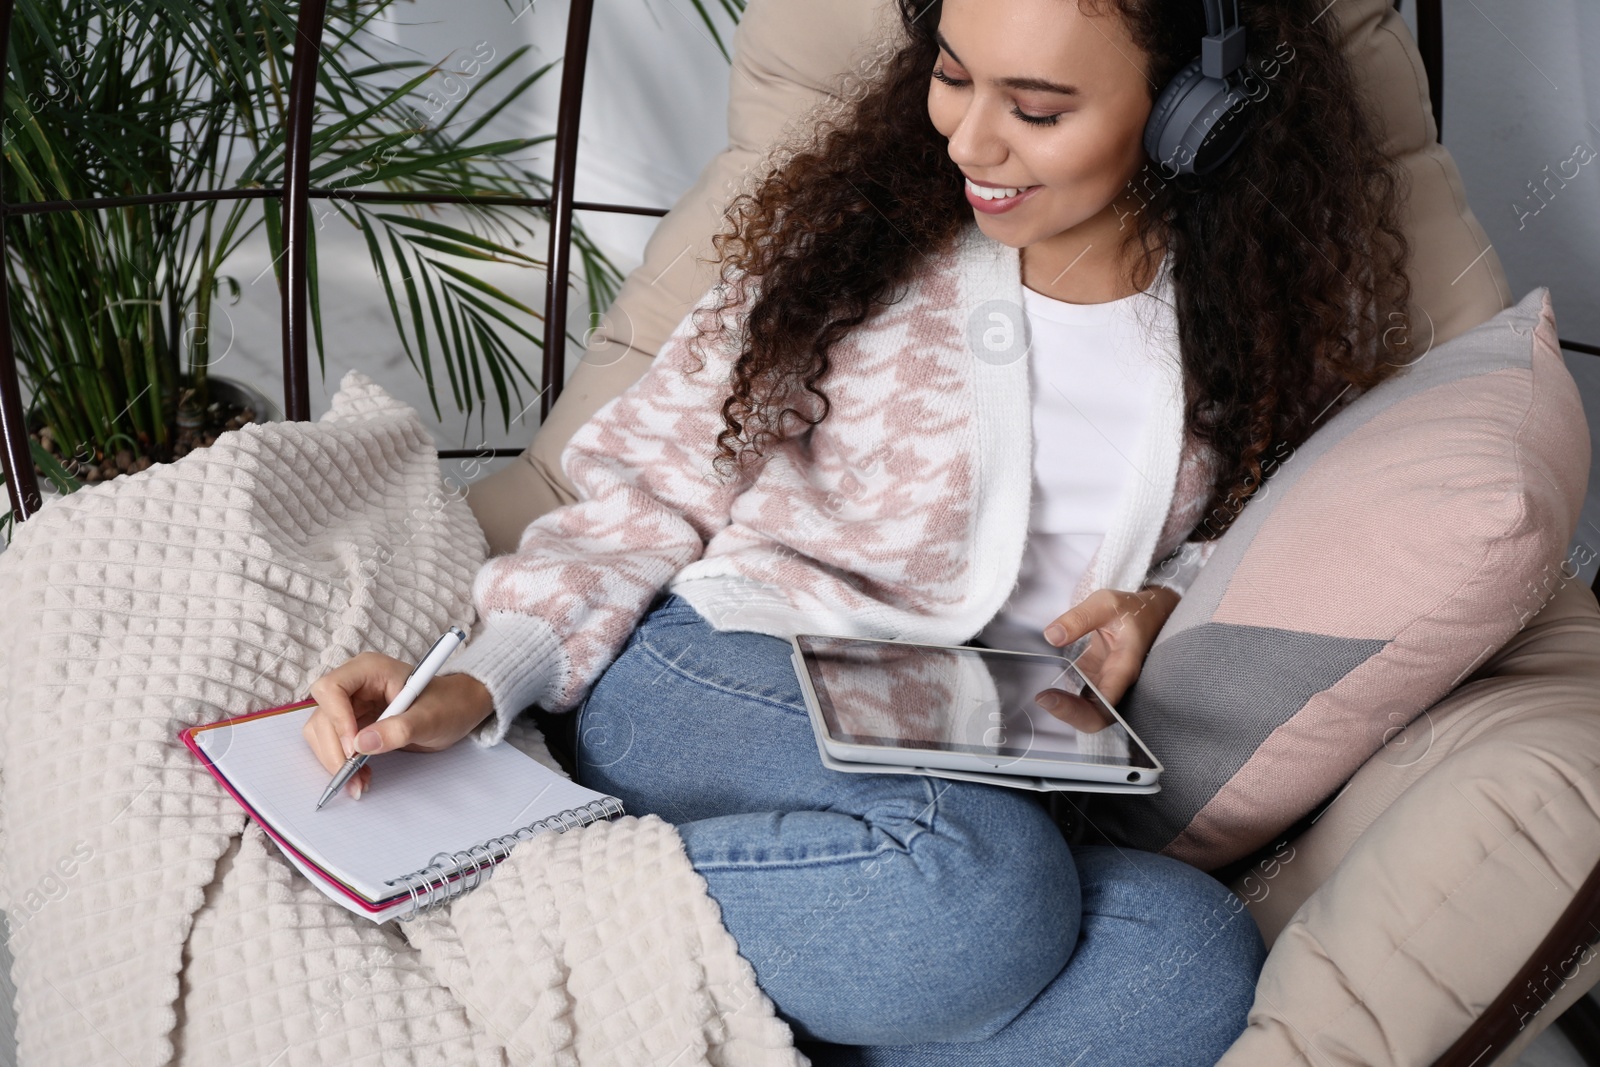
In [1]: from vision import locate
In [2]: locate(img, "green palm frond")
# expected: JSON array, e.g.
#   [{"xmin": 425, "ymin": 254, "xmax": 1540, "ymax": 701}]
[{"xmin": 688, "ymin": 0, "xmax": 747, "ymax": 62}]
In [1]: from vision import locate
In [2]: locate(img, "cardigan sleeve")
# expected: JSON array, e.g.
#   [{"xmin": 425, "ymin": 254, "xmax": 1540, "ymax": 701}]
[
  {"xmin": 1140, "ymin": 537, "xmax": 1219, "ymax": 599},
  {"xmin": 439, "ymin": 275, "xmax": 766, "ymax": 746}
]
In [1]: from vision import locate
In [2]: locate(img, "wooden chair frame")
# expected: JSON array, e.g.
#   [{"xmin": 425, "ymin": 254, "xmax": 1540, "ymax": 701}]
[{"xmin": 0, "ymin": 1, "xmax": 1594, "ymax": 1062}]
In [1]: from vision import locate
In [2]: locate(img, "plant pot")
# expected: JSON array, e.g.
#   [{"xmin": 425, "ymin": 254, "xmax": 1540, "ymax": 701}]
[
  {"xmin": 26, "ymin": 373, "xmax": 283, "ymax": 486},
  {"xmin": 202, "ymin": 375, "xmax": 282, "ymax": 425}
]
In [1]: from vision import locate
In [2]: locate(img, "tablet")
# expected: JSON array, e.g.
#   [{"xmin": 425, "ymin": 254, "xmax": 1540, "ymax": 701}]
[{"xmin": 790, "ymin": 634, "xmax": 1163, "ymax": 788}]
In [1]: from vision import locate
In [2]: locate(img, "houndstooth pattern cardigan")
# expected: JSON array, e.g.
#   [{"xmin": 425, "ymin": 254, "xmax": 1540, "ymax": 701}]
[{"xmin": 443, "ymin": 219, "xmax": 1223, "ymax": 745}]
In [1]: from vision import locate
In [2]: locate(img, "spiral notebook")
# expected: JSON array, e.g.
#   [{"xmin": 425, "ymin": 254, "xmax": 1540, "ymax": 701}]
[{"xmin": 180, "ymin": 698, "xmax": 624, "ymax": 923}]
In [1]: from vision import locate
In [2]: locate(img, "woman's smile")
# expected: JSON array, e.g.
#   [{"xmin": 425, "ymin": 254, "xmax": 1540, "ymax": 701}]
[{"xmin": 964, "ymin": 176, "xmax": 1044, "ymax": 213}]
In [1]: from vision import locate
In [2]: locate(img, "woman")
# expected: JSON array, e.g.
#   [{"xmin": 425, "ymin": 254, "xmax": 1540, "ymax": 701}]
[{"xmin": 304, "ymin": 0, "xmax": 1411, "ymax": 1061}]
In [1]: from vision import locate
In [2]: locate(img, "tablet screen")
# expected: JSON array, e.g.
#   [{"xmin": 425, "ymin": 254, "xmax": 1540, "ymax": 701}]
[{"xmin": 795, "ymin": 635, "xmax": 1157, "ymax": 770}]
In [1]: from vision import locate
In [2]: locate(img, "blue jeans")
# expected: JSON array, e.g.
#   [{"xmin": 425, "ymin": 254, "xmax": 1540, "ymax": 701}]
[{"xmin": 572, "ymin": 593, "xmax": 1266, "ymax": 1066}]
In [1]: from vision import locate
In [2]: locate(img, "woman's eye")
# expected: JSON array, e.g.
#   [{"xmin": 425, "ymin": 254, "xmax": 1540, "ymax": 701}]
[
  {"xmin": 1011, "ymin": 106, "xmax": 1060, "ymax": 127},
  {"xmin": 933, "ymin": 66, "xmax": 1060, "ymax": 127}
]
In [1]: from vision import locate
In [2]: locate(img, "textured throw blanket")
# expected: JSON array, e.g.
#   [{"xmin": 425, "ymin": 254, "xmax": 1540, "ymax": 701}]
[{"xmin": 0, "ymin": 372, "xmax": 806, "ymax": 1067}]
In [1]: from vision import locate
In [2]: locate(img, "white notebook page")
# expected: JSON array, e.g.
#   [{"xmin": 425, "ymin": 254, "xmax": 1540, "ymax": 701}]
[{"xmin": 196, "ymin": 703, "xmax": 620, "ymax": 904}]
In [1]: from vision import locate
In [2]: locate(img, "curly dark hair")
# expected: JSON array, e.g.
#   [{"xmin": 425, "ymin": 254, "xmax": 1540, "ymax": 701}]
[{"xmin": 688, "ymin": 0, "xmax": 1413, "ymax": 543}]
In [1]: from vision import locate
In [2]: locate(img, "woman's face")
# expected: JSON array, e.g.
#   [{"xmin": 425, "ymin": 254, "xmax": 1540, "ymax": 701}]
[{"xmin": 927, "ymin": 0, "xmax": 1155, "ymax": 252}]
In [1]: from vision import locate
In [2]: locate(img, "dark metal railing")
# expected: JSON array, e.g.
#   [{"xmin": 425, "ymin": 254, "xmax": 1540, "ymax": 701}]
[
  {"xmin": 1416, "ymin": 0, "xmax": 1443, "ymax": 136},
  {"xmin": 0, "ymin": 0, "xmax": 671, "ymax": 518},
  {"xmin": 281, "ymin": 0, "xmax": 326, "ymax": 428},
  {"xmin": 0, "ymin": 0, "xmax": 27, "ymax": 525},
  {"xmin": 0, "ymin": 187, "xmax": 669, "ymax": 218},
  {"xmin": 541, "ymin": 0, "xmax": 598, "ymax": 446}
]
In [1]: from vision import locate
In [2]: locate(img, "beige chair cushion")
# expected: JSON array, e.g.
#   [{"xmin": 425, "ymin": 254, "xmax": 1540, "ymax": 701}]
[
  {"xmin": 468, "ymin": 0, "xmax": 1513, "ymax": 555},
  {"xmin": 1218, "ymin": 574, "xmax": 1600, "ymax": 1065}
]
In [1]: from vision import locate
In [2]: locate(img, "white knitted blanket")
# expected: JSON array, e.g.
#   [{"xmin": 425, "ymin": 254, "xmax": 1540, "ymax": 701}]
[{"xmin": 0, "ymin": 372, "xmax": 805, "ymax": 1067}]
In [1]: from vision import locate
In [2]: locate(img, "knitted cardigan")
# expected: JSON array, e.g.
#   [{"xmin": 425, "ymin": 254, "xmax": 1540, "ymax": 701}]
[{"xmin": 444, "ymin": 219, "xmax": 1223, "ymax": 745}]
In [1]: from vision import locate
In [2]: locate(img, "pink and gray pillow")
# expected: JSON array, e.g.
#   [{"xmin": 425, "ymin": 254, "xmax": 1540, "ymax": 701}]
[{"xmin": 1089, "ymin": 288, "xmax": 1591, "ymax": 870}]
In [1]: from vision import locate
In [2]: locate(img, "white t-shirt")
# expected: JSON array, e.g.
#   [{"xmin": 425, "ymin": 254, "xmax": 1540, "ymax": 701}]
[{"xmin": 974, "ymin": 256, "xmax": 1178, "ymax": 659}]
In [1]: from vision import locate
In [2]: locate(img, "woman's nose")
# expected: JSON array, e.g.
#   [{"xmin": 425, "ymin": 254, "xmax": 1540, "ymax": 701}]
[{"xmin": 945, "ymin": 95, "xmax": 1008, "ymax": 170}]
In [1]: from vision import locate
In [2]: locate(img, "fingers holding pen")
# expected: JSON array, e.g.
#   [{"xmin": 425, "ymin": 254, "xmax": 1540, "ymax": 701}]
[
  {"xmin": 304, "ymin": 651, "xmax": 415, "ymax": 800},
  {"xmin": 327, "ymin": 678, "xmax": 485, "ymax": 801},
  {"xmin": 302, "ymin": 650, "xmax": 495, "ymax": 804}
]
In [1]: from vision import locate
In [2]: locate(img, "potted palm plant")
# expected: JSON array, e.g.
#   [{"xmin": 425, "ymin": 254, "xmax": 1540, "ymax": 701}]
[{"xmin": 0, "ymin": 0, "xmax": 742, "ymax": 540}]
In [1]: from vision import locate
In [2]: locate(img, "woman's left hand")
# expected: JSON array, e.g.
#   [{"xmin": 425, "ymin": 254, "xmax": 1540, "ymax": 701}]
[{"xmin": 1038, "ymin": 585, "xmax": 1181, "ymax": 712}]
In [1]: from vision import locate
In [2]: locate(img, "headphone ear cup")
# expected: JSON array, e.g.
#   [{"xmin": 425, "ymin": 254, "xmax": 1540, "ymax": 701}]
[
  {"xmin": 1142, "ymin": 57, "xmax": 1205, "ymax": 166},
  {"xmin": 1143, "ymin": 56, "xmax": 1251, "ymax": 176}
]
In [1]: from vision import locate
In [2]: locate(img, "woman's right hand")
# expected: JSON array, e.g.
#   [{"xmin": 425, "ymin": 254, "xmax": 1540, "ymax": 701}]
[{"xmin": 303, "ymin": 652, "xmax": 497, "ymax": 800}]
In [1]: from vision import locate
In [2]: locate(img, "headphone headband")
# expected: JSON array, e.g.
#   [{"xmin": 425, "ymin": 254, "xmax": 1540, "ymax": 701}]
[
  {"xmin": 1199, "ymin": 0, "xmax": 1247, "ymax": 80},
  {"xmin": 1199, "ymin": 0, "xmax": 1239, "ymax": 37}
]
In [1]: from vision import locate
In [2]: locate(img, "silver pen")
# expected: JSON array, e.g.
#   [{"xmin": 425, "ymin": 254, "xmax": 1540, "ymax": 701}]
[{"xmin": 316, "ymin": 625, "xmax": 469, "ymax": 810}]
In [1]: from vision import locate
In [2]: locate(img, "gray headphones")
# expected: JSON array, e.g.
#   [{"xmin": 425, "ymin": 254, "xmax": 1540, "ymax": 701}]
[{"xmin": 1142, "ymin": 0, "xmax": 1251, "ymax": 176}]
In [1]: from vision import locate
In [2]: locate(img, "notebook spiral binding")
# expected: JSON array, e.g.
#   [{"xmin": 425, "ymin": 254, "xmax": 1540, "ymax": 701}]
[{"xmin": 386, "ymin": 794, "xmax": 625, "ymax": 922}]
